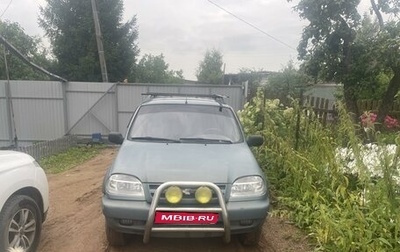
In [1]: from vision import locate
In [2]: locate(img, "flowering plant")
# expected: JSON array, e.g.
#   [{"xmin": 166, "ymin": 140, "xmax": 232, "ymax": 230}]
[
  {"xmin": 360, "ymin": 111, "xmax": 399, "ymax": 129},
  {"xmin": 360, "ymin": 111, "xmax": 377, "ymax": 128},
  {"xmin": 384, "ymin": 115, "xmax": 399, "ymax": 129}
]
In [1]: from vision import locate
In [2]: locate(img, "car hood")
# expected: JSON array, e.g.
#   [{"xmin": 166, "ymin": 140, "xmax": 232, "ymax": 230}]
[{"xmin": 110, "ymin": 141, "xmax": 263, "ymax": 184}]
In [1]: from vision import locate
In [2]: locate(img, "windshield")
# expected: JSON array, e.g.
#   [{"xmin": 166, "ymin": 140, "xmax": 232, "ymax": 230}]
[{"xmin": 128, "ymin": 104, "xmax": 243, "ymax": 143}]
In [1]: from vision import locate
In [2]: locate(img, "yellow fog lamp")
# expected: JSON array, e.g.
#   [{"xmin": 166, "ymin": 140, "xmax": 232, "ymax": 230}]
[
  {"xmin": 165, "ymin": 186, "xmax": 183, "ymax": 204},
  {"xmin": 195, "ymin": 186, "xmax": 212, "ymax": 204}
]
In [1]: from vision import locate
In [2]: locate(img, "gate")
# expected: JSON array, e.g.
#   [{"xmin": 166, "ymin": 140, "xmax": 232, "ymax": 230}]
[{"xmin": 0, "ymin": 81, "xmax": 245, "ymax": 147}]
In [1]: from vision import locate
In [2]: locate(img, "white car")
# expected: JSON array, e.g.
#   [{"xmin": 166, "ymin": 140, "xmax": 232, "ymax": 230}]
[{"xmin": 0, "ymin": 151, "xmax": 49, "ymax": 252}]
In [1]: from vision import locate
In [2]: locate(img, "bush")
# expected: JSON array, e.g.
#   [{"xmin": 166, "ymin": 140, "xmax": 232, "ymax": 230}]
[{"xmin": 238, "ymin": 89, "xmax": 400, "ymax": 251}]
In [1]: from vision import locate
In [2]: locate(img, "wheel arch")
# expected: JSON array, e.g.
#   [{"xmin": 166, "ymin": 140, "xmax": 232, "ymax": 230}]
[{"xmin": 9, "ymin": 187, "xmax": 45, "ymax": 221}]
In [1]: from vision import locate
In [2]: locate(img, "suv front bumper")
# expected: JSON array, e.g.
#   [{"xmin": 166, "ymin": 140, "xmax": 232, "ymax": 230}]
[{"xmin": 102, "ymin": 182, "xmax": 269, "ymax": 242}]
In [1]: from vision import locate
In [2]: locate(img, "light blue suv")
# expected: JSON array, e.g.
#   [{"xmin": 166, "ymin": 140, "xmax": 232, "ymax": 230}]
[{"xmin": 102, "ymin": 93, "xmax": 269, "ymax": 246}]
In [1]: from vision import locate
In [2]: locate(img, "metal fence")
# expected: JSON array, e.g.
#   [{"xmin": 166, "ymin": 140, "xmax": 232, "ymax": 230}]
[
  {"xmin": 15, "ymin": 135, "xmax": 78, "ymax": 160},
  {"xmin": 0, "ymin": 80, "xmax": 245, "ymax": 148}
]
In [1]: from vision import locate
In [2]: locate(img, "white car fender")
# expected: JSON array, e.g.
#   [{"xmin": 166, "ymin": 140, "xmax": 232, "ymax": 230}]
[{"xmin": 0, "ymin": 151, "xmax": 49, "ymax": 214}]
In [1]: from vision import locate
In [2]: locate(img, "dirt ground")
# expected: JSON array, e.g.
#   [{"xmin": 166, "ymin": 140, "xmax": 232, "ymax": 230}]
[{"xmin": 38, "ymin": 147, "xmax": 311, "ymax": 252}]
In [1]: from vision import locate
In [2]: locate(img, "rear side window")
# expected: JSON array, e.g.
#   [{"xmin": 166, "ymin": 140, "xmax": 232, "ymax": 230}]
[{"xmin": 128, "ymin": 104, "xmax": 243, "ymax": 143}]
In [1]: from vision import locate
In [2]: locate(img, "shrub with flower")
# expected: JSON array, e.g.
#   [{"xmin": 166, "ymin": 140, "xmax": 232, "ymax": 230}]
[
  {"xmin": 360, "ymin": 111, "xmax": 377, "ymax": 129},
  {"xmin": 384, "ymin": 115, "xmax": 400, "ymax": 129},
  {"xmin": 360, "ymin": 111, "xmax": 399, "ymax": 129}
]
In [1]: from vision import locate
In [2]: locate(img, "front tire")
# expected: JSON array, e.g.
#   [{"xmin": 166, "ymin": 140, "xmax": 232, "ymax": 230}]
[
  {"xmin": 105, "ymin": 224, "xmax": 127, "ymax": 246},
  {"xmin": 0, "ymin": 195, "xmax": 42, "ymax": 252}
]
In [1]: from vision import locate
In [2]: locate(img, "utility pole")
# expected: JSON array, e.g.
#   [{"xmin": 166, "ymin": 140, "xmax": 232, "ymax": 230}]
[
  {"xmin": 221, "ymin": 63, "xmax": 226, "ymax": 85},
  {"xmin": 91, "ymin": 0, "xmax": 109, "ymax": 82},
  {"xmin": 3, "ymin": 46, "xmax": 18, "ymax": 147}
]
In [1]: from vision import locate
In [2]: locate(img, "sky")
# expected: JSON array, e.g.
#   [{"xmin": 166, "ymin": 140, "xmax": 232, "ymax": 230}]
[{"xmin": 0, "ymin": 0, "xmax": 371, "ymax": 80}]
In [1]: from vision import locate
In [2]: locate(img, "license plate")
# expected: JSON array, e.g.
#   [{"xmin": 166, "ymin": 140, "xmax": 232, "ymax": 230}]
[{"xmin": 154, "ymin": 211, "xmax": 219, "ymax": 225}]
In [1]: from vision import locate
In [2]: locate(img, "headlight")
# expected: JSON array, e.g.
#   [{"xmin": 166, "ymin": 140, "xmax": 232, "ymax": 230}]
[
  {"xmin": 230, "ymin": 176, "xmax": 266, "ymax": 198},
  {"xmin": 106, "ymin": 174, "xmax": 144, "ymax": 198}
]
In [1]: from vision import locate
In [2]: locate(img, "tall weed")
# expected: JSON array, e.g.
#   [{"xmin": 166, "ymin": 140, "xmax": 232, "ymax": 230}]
[{"xmin": 238, "ymin": 89, "xmax": 400, "ymax": 251}]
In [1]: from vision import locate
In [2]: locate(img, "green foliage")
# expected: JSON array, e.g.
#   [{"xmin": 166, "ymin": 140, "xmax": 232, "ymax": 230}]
[
  {"xmin": 196, "ymin": 49, "xmax": 223, "ymax": 84},
  {"xmin": 39, "ymin": 145, "xmax": 105, "ymax": 174},
  {"xmin": 292, "ymin": 0, "xmax": 362, "ymax": 114},
  {"xmin": 227, "ymin": 68, "xmax": 269, "ymax": 101},
  {"xmin": 352, "ymin": 16, "xmax": 400, "ymax": 98},
  {"xmin": 377, "ymin": 0, "xmax": 400, "ymax": 15},
  {"xmin": 134, "ymin": 54, "xmax": 184, "ymax": 83},
  {"xmin": 239, "ymin": 89, "xmax": 400, "ymax": 251},
  {"xmin": 292, "ymin": 0, "xmax": 400, "ymax": 117},
  {"xmin": 0, "ymin": 20, "xmax": 52, "ymax": 80},
  {"xmin": 294, "ymin": 0, "xmax": 361, "ymax": 81},
  {"xmin": 266, "ymin": 61, "xmax": 311, "ymax": 106},
  {"xmin": 39, "ymin": 0, "xmax": 138, "ymax": 82}
]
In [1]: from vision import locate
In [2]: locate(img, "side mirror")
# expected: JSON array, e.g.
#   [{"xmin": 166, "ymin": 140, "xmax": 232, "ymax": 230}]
[
  {"xmin": 108, "ymin": 132, "xmax": 124, "ymax": 144},
  {"xmin": 247, "ymin": 135, "xmax": 264, "ymax": 147}
]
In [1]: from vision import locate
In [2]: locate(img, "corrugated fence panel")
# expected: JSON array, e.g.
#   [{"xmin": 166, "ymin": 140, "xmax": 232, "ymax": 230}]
[
  {"xmin": 11, "ymin": 80, "xmax": 62, "ymax": 98},
  {"xmin": 6, "ymin": 81, "xmax": 64, "ymax": 146},
  {"xmin": 66, "ymin": 82, "xmax": 116, "ymax": 137},
  {"xmin": 0, "ymin": 81, "xmax": 245, "ymax": 145},
  {"xmin": 209, "ymin": 86, "xmax": 244, "ymax": 112},
  {"xmin": 177, "ymin": 85, "xmax": 212, "ymax": 95},
  {"xmin": 147, "ymin": 85, "xmax": 180, "ymax": 94},
  {"xmin": 117, "ymin": 84, "xmax": 148, "ymax": 134}
]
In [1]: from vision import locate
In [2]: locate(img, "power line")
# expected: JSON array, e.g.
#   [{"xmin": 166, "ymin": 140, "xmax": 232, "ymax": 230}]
[
  {"xmin": 207, "ymin": 0, "xmax": 297, "ymax": 51},
  {"xmin": 0, "ymin": 0, "xmax": 14, "ymax": 19}
]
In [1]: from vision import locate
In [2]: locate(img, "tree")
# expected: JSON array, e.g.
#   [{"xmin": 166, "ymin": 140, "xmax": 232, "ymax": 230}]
[
  {"xmin": 266, "ymin": 62, "xmax": 311, "ymax": 106},
  {"xmin": 196, "ymin": 49, "xmax": 224, "ymax": 84},
  {"xmin": 291, "ymin": 0, "xmax": 400, "ymax": 122},
  {"xmin": 133, "ymin": 54, "xmax": 184, "ymax": 83},
  {"xmin": 0, "ymin": 20, "xmax": 52, "ymax": 80},
  {"xmin": 39, "ymin": 0, "xmax": 138, "ymax": 82},
  {"xmin": 235, "ymin": 68, "xmax": 269, "ymax": 101},
  {"xmin": 369, "ymin": 1, "xmax": 400, "ymax": 123},
  {"xmin": 292, "ymin": 0, "xmax": 361, "ymax": 116}
]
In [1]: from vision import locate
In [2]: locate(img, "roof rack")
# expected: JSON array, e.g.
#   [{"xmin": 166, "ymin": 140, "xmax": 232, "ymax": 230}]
[{"xmin": 142, "ymin": 92, "xmax": 228, "ymax": 103}]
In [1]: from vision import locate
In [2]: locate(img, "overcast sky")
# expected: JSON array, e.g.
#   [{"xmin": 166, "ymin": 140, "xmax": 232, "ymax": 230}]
[{"xmin": 0, "ymin": 0, "xmax": 371, "ymax": 80}]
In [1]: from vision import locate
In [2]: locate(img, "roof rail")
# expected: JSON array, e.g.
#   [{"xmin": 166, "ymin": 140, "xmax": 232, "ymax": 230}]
[{"xmin": 142, "ymin": 92, "xmax": 228, "ymax": 103}]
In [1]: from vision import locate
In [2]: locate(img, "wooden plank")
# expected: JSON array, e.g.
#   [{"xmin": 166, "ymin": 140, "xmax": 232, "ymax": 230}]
[{"xmin": 322, "ymin": 98, "xmax": 329, "ymax": 126}]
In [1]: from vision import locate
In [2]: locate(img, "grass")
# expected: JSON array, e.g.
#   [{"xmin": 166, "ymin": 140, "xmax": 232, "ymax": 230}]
[
  {"xmin": 38, "ymin": 144, "xmax": 106, "ymax": 174},
  {"xmin": 239, "ymin": 90, "xmax": 400, "ymax": 251}
]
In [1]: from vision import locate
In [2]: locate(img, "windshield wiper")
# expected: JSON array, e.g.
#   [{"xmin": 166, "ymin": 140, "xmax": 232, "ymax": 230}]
[
  {"xmin": 179, "ymin": 137, "xmax": 232, "ymax": 144},
  {"xmin": 130, "ymin": 137, "xmax": 180, "ymax": 143}
]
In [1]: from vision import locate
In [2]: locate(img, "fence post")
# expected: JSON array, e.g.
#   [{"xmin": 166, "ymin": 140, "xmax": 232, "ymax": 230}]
[
  {"xmin": 295, "ymin": 88, "xmax": 304, "ymax": 151},
  {"xmin": 62, "ymin": 81, "xmax": 69, "ymax": 135}
]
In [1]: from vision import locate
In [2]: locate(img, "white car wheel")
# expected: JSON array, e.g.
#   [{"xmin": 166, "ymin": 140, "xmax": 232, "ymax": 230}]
[{"xmin": 0, "ymin": 195, "xmax": 42, "ymax": 252}]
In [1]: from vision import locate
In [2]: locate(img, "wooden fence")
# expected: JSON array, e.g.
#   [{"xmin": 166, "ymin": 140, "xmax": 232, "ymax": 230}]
[
  {"xmin": 357, "ymin": 100, "xmax": 400, "ymax": 117},
  {"xmin": 303, "ymin": 98, "xmax": 400, "ymax": 126},
  {"xmin": 304, "ymin": 96, "xmax": 336, "ymax": 126}
]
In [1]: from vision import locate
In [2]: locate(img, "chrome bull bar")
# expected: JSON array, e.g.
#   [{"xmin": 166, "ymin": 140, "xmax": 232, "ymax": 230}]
[{"xmin": 143, "ymin": 181, "xmax": 230, "ymax": 243}]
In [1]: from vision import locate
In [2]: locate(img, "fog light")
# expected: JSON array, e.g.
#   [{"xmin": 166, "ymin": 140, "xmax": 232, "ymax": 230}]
[
  {"xmin": 195, "ymin": 186, "xmax": 212, "ymax": 204},
  {"xmin": 119, "ymin": 219, "xmax": 145, "ymax": 226},
  {"xmin": 119, "ymin": 219, "xmax": 134, "ymax": 226},
  {"xmin": 165, "ymin": 186, "xmax": 182, "ymax": 204}
]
